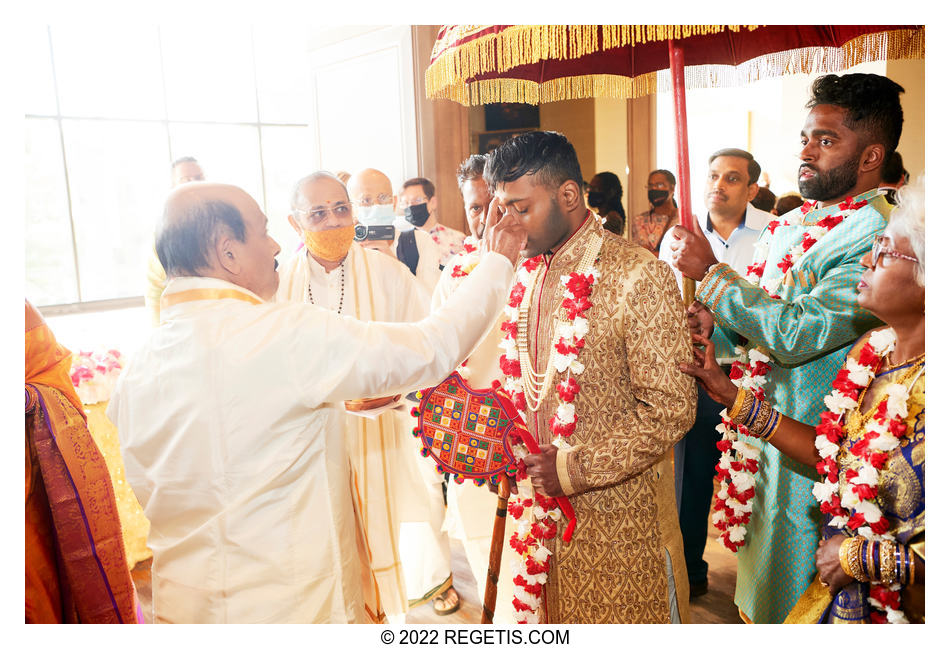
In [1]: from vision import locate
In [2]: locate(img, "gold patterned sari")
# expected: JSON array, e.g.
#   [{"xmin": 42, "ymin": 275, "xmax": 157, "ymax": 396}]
[{"xmin": 785, "ymin": 352, "xmax": 924, "ymax": 624}]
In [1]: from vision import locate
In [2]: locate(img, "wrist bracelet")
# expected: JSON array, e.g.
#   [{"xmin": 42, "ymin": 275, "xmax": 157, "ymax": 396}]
[
  {"xmin": 879, "ymin": 540, "xmax": 897, "ymax": 584},
  {"xmin": 727, "ymin": 386, "xmax": 747, "ymax": 420},
  {"xmin": 742, "ymin": 396, "xmax": 782, "ymax": 440},
  {"xmin": 839, "ymin": 536, "xmax": 854, "ymax": 578},
  {"xmin": 847, "ymin": 536, "xmax": 869, "ymax": 582},
  {"xmin": 895, "ymin": 544, "xmax": 905, "ymax": 585}
]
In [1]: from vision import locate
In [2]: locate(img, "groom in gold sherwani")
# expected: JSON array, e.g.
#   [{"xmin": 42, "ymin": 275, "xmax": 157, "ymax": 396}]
[{"xmin": 484, "ymin": 131, "xmax": 696, "ymax": 623}]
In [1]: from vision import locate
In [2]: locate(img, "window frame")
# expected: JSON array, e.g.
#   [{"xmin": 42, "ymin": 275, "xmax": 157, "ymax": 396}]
[{"xmin": 29, "ymin": 25, "xmax": 310, "ymax": 315}]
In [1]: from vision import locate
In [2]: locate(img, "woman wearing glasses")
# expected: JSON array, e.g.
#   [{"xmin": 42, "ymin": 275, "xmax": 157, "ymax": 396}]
[{"xmin": 681, "ymin": 181, "xmax": 925, "ymax": 624}]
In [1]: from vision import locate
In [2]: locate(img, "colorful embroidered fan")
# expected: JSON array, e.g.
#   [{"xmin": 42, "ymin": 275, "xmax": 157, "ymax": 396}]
[{"xmin": 411, "ymin": 371, "xmax": 577, "ymax": 542}]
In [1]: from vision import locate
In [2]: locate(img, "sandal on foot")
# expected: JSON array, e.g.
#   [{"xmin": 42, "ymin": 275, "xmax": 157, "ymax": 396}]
[{"xmin": 432, "ymin": 586, "xmax": 461, "ymax": 616}]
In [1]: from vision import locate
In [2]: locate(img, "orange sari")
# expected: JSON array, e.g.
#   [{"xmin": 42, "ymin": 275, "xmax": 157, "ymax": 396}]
[{"xmin": 25, "ymin": 302, "xmax": 138, "ymax": 623}]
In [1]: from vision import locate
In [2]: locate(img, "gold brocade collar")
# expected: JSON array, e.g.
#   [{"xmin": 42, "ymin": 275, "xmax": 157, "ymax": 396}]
[
  {"xmin": 159, "ymin": 277, "xmax": 265, "ymax": 313},
  {"xmin": 542, "ymin": 211, "xmax": 604, "ymax": 273}
]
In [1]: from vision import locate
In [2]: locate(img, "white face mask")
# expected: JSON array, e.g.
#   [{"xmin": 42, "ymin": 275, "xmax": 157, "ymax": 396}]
[{"xmin": 357, "ymin": 203, "xmax": 396, "ymax": 226}]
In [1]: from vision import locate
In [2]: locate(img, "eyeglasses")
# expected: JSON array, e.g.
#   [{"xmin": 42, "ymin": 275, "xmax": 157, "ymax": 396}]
[
  {"xmin": 870, "ymin": 235, "xmax": 918, "ymax": 269},
  {"xmin": 355, "ymin": 193, "xmax": 393, "ymax": 207},
  {"xmin": 298, "ymin": 202, "xmax": 354, "ymax": 224},
  {"xmin": 645, "ymin": 182, "xmax": 671, "ymax": 190}
]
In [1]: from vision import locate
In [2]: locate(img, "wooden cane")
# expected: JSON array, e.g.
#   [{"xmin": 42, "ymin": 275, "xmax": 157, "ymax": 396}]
[{"xmin": 480, "ymin": 477, "xmax": 511, "ymax": 623}]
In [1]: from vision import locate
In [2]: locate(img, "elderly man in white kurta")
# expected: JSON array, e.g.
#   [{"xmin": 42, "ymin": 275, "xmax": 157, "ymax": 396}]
[
  {"xmin": 107, "ymin": 182, "xmax": 525, "ymax": 623},
  {"xmin": 276, "ymin": 171, "xmax": 453, "ymax": 620}
]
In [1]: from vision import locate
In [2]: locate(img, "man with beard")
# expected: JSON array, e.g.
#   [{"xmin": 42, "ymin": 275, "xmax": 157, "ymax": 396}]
[
  {"xmin": 487, "ymin": 131, "xmax": 696, "ymax": 623},
  {"xmin": 667, "ymin": 73, "xmax": 904, "ymax": 623}
]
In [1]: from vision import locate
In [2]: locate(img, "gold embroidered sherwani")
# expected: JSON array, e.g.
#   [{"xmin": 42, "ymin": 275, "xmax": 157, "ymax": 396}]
[{"xmin": 526, "ymin": 215, "xmax": 696, "ymax": 623}]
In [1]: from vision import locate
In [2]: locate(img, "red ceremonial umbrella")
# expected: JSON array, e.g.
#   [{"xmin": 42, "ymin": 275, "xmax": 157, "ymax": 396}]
[
  {"xmin": 423, "ymin": 27, "xmax": 924, "ymax": 617},
  {"xmin": 426, "ymin": 25, "xmax": 924, "ymax": 243}
]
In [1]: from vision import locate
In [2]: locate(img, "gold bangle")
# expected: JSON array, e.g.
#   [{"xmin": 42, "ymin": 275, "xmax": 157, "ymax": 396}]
[
  {"xmin": 909, "ymin": 550, "xmax": 916, "ymax": 585},
  {"xmin": 760, "ymin": 412, "xmax": 783, "ymax": 442},
  {"xmin": 749, "ymin": 398, "xmax": 770, "ymax": 434},
  {"xmin": 839, "ymin": 537, "xmax": 855, "ymax": 578},
  {"xmin": 894, "ymin": 543, "xmax": 907, "ymax": 584},
  {"xmin": 879, "ymin": 540, "xmax": 897, "ymax": 584},
  {"xmin": 866, "ymin": 539, "xmax": 876, "ymax": 582},
  {"xmin": 848, "ymin": 537, "xmax": 868, "ymax": 582},
  {"xmin": 727, "ymin": 386, "xmax": 747, "ymax": 420}
]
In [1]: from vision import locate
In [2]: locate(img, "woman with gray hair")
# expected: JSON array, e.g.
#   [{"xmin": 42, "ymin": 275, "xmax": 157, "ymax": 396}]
[{"xmin": 681, "ymin": 179, "xmax": 925, "ymax": 623}]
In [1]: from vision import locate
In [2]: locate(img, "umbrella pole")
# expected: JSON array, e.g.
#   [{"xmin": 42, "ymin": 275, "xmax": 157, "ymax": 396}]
[
  {"xmin": 480, "ymin": 477, "xmax": 511, "ymax": 623},
  {"xmin": 668, "ymin": 39, "xmax": 696, "ymax": 304}
]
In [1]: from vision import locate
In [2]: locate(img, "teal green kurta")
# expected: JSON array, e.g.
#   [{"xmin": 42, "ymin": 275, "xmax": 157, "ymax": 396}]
[{"xmin": 695, "ymin": 188, "xmax": 891, "ymax": 623}]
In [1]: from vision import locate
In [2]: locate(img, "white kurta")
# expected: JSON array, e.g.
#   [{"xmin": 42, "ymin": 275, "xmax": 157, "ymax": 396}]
[
  {"xmin": 431, "ymin": 251, "xmax": 518, "ymax": 623},
  {"xmin": 276, "ymin": 244, "xmax": 452, "ymax": 617},
  {"xmin": 107, "ymin": 251, "xmax": 513, "ymax": 624}
]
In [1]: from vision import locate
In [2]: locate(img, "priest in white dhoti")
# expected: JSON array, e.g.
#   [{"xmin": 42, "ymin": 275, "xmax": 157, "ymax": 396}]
[
  {"xmin": 433, "ymin": 154, "xmax": 517, "ymax": 622},
  {"xmin": 275, "ymin": 171, "xmax": 457, "ymax": 620},
  {"xmin": 107, "ymin": 181, "xmax": 525, "ymax": 623}
]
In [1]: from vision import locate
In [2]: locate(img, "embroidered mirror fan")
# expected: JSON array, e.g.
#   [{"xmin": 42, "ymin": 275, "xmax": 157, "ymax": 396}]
[{"xmin": 410, "ymin": 371, "xmax": 576, "ymax": 542}]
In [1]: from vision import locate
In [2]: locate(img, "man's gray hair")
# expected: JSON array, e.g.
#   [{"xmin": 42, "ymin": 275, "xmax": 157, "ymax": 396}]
[
  {"xmin": 156, "ymin": 200, "xmax": 246, "ymax": 277},
  {"xmin": 887, "ymin": 177, "xmax": 925, "ymax": 286},
  {"xmin": 290, "ymin": 171, "xmax": 350, "ymax": 213}
]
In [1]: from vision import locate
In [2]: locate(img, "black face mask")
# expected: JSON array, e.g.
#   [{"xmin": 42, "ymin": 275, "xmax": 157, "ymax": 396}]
[
  {"xmin": 405, "ymin": 202, "xmax": 429, "ymax": 227},
  {"xmin": 587, "ymin": 191, "xmax": 606, "ymax": 208},
  {"xmin": 648, "ymin": 189, "xmax": 670, "ymax": 207}
]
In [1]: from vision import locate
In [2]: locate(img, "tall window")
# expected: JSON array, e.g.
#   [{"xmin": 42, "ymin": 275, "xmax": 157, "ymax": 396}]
[{"xmin": 26, "ymin": 25, "xmax": 315, "ymax": 309}]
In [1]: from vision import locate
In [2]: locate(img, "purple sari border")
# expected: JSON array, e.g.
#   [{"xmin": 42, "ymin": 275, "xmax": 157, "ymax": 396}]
[{"xmin": 30, "ymin": 384, "xmax": 124, "ymax": 623}]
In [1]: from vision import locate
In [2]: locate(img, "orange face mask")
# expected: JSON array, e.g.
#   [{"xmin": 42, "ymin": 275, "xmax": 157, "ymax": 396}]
[{"xmin": 302, "ymin": 225, "xmax": 355, "ymax": 262}]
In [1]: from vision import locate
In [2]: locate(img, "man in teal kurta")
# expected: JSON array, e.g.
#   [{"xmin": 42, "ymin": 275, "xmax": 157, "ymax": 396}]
[{"xmin": 667, "ymin": 73, "xmax": 906, "ymax": 623}]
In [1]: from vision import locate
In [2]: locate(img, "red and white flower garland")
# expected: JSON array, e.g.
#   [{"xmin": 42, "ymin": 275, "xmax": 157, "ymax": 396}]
[
  {"xmin": 712, "ymin": 195, "xmax": 866, "ymax": 552},
  {"xmin": 496, "ymin": 252, "xmax": 600, "ymax": 623},
  {"xmin": 450, "ymin": 235, "xmax": 481, "ymax": 280},
  {"xmin": 711, "ymin": 347, "xmax": 768, "ymax": 551},
  {"xmin": 812, "ymin": 327, "xmax": 917, "ymax": 624},
  {"xmin": 745, "ymin": 196, "xmax": 867, "ymax": 298}
]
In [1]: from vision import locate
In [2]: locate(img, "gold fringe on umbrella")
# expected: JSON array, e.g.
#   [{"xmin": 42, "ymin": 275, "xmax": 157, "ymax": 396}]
[
  {"xmin": 427, "ymin": 27, "xmax": 924, "ymax": 106},
  {"xmin": 425, "ymin": 24, "xmax": 754, "ymax": 104},
  {"xmin": 671, "ymin": 27, "xmax": 926, "ymax": 92}
]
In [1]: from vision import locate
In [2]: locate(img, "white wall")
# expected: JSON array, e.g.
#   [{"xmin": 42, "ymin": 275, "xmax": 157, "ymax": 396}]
[{"xmin": 308, "ymin": 26, "xmax": 419, "ymax": 189}]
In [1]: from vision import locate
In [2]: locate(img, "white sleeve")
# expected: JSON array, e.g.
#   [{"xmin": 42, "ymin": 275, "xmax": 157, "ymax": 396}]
[{"xmin": 290, "ymin": 251, "xmax": 515, "ymax": 406}]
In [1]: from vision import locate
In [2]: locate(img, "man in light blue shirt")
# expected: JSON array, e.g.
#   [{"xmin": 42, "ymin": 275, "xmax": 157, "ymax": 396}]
[{"xmin": 657, "ymin": 148, "xmax": 771, "ymax": 599}]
